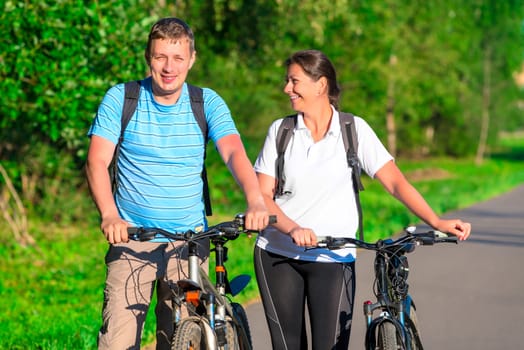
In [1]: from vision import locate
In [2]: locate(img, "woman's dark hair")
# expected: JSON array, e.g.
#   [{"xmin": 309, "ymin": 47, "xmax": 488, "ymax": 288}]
[
  {"xmin": 285, "ymin": 50, "xmax": 341, "ymax": 109},
  {"xmin": 145, "ymin": 18, "xmax": 195, "ymax": 65}
]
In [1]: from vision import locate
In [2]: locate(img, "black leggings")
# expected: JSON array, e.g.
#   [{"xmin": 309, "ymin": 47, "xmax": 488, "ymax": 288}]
[{"xmin": 254, "ymin": 246, "xmax": 356, "ymax": 350}]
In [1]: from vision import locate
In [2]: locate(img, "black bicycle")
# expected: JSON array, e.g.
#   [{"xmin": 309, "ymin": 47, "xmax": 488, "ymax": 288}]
[
  {"xmin": 314, "ymin": 227, "xmax": 458, "ymax": 350},
  {"xmin": 128, "ymin": 213, "xmax": 275, "ymax": 350}
]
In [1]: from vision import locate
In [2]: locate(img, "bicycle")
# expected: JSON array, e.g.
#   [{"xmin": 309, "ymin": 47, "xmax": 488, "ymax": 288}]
[
  {"xmin": 128, "ymin": 213, "xmax": 275, "ymax": 350},
  {"xmin": 313, "ymin": 227, "xmax": 458, "ymax": 350}
]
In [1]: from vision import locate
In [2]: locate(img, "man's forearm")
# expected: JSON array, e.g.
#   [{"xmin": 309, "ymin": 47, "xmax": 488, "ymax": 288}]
[
  {"xmin": 85, "ymin": 161, "xmax": 120, "ymax": 220},
  {"xmin": 228, "ymin": 154, "xmax": 264, "ymax": 205}
]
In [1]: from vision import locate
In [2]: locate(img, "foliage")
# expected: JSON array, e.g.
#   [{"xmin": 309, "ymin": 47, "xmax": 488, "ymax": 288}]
[
  {"xmin": 1, "ymin": 1, "xmax": 152, "ymax": 147},
  {"xmin": 2, "ymin": 0, "xmax": 522, "ymax": 152}
]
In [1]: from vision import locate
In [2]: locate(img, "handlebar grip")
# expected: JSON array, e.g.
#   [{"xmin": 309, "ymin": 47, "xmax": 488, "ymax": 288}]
[{"xmin": 234, "ymin": 213, "xmax": 277, "ymax": 226}]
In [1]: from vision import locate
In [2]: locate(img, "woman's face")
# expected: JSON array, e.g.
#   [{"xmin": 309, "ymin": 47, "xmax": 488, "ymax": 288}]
[{"xmin": 284, "ymin": 63, "xmax": 324, "ymax": 113}]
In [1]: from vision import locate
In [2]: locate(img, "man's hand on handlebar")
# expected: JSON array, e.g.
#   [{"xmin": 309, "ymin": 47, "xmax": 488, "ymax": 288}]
[
  {"xmin": 244, "ymin": 201, "xmax": 271, "ymax": 231},
  {"xmin": 100, "ymin": 215, "xmax": 130, "ymax": 244}
]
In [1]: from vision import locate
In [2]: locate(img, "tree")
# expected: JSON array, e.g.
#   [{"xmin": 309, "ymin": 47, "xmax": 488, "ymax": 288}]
[{"xmin": 466, "ymin": 0, "xmax": 524, "ymax": 164}]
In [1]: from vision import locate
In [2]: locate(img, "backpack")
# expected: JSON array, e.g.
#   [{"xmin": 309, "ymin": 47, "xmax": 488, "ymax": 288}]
[
  {"xmin": 274, "ymin": 112, "xmax": 365, "ymax": 240},
  {"xmin": 109, "ymin": 80, "xmax": 213, "ymax": 216}
]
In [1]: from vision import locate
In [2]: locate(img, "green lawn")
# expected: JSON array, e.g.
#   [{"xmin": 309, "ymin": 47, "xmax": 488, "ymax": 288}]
[{"xmin": 1, "ymin": 145, "xmax": 524, "ymax": 349}]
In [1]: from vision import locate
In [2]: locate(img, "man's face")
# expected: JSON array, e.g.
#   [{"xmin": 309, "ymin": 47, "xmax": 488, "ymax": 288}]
[{"xmin": 149, "ymin": 37, "xmax": 195, "ymax": 103}]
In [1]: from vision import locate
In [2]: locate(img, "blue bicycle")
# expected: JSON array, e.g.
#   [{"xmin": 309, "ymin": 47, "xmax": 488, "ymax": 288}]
[{"xmin": 315, "ymin": 227, "xmax": 458, "ymax": 350}]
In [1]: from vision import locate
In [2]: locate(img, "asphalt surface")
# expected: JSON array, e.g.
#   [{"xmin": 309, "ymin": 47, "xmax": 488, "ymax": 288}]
[{"xmin": 246, "ymin": 184, "xmax": 524, "ymax": 350}]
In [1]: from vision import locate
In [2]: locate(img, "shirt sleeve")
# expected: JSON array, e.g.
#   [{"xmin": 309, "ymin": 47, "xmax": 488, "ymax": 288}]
[
  {"xmin": 87, "ymin": 83, "xmax": 125, "ymax": 144},
  {"xmin": 202, "ymin": 88, "xmax": 239, "ymax": 142},
  {"xmin": 354, "ymin": 116, "xmax": 394, "ymax": 178}
]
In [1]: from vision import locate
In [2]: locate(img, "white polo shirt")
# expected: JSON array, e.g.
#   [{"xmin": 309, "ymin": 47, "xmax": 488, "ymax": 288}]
[{"xmin": 254, "ymin": 108, "xmax": 393, "ymax": 262}]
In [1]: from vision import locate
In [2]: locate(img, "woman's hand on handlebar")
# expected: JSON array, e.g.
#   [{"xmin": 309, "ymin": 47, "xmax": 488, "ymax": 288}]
[
  {"xmin": 289, "ymin": 227, "xmax": 318, "ymax": 247},
  {"xmin": 434, "ymin": 219, "xmax": 472, "ymax": 241},
  {"xmin": 100, "ymin": 215, "xmax": 130, "ymax": 244}
]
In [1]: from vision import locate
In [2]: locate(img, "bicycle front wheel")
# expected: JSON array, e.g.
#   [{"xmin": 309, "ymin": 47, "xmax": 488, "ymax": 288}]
[
  {"xmin": 221, "ymin": 321, "xmax": 239, "ymax": 350},
  {"xmin": 377, "ymin": 320, "xmax": 399, "ymax": 350},
  {"xmin": 172, "ymin": 317, "xmax": 206, "ymax": 350}
]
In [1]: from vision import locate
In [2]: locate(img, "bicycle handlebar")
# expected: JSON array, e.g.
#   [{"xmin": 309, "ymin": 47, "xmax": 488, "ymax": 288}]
[
  {"xmin": 314, "ymin": 228, "xmax": 458, "ymax": 254},
  {"xmin": 127, "ymin": 214, "xmax": 277, "ymax": 242}
]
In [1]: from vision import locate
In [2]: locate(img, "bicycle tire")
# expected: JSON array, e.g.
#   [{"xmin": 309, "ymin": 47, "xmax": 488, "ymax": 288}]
[
  {"xmin": 377, "ymin": 320, "xmax": 399, "ymax": 350},
  {"xmin": 231, "ymin": 302, "xmax": 252, "ymax": 350},
  {"xmin": 221, "ymin": 320, "xmax": 239, "ymax": 350},
  {"xmin": 171, "ymin": 317, "xmax": 206, "ymax": 350}
]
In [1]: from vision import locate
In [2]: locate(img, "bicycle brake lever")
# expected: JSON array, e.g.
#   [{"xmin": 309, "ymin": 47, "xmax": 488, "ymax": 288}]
[
  {"xmin": 127, "ymin": 227, "xmax": 156, "ymax": 241},
  {"xmin": 434, "ymin": 230, "xmax": 448, "ymax": 238},
  {"xmin": 433, "ymin": 231, "xmax": 459, "ymax": 244}
]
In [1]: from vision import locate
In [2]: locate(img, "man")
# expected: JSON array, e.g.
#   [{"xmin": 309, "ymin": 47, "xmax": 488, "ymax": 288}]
[{"xmin": 86, "ymin": 17, "xmax": 268, "ymax": 349}]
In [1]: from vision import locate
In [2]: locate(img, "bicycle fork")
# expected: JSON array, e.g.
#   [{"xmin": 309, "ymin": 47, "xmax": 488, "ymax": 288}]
[
  {"xmin": 363, "ymin": 297, "xmax": 416, "ymax": 350},
  {"xmin": 176, "ymin": 239, "xmax": 237, "ymax": 348}
]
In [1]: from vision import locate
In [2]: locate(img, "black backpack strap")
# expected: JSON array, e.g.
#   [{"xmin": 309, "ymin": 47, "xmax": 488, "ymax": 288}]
[
  {"xmin": 339, "ymin": 113, "xmax": 364, "ymax": 192},
  {"xmin": 187, "ymin": 84, "xmax": 208, "ymax": 140},
  {"xmin": 187, "ymin": 84, "xmax": 212, "ymax": 216},
  {"xmin": 275, "ymin": 115, "xmax": 297, "ymax": 197},
  {"xmin": 339, "ymin": 112, "xmax": 365, "ymax": 241},
  {"xmin": 111, "ymin": 80, "xmax": 141, "ymax": 193}
]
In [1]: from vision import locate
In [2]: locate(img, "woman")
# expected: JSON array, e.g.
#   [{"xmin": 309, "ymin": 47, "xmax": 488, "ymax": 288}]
[{"xmin": 253, "ymin": 49, "xmax": 471, "ymax": 350}]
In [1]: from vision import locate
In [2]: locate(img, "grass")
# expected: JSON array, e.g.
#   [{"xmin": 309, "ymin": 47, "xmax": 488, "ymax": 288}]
[
  {"xmin": 0, "ymin": 223, "xmax": 106, "ymax": 349},
  {"xmin": 1, "ymin": 137, "xmax": 523, "ymax": 349}
]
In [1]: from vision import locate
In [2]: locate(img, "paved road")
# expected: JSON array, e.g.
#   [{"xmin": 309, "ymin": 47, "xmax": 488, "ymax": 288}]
[{"xmin": 246, "ymin": 184, "xmax": 524, "ymax": 349}]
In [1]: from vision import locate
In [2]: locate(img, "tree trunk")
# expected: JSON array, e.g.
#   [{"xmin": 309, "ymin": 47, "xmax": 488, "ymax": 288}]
[
  {"xmin": 476, "ymin": 46, "xmax": 491, "ymax": 165},
  {"xmin": 386, "ymin": 55, "xmax": 397, "ymax": 157},
  {"xmin": 0, "ymin": 164, "xmax": 34, "ymax": 246}
]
